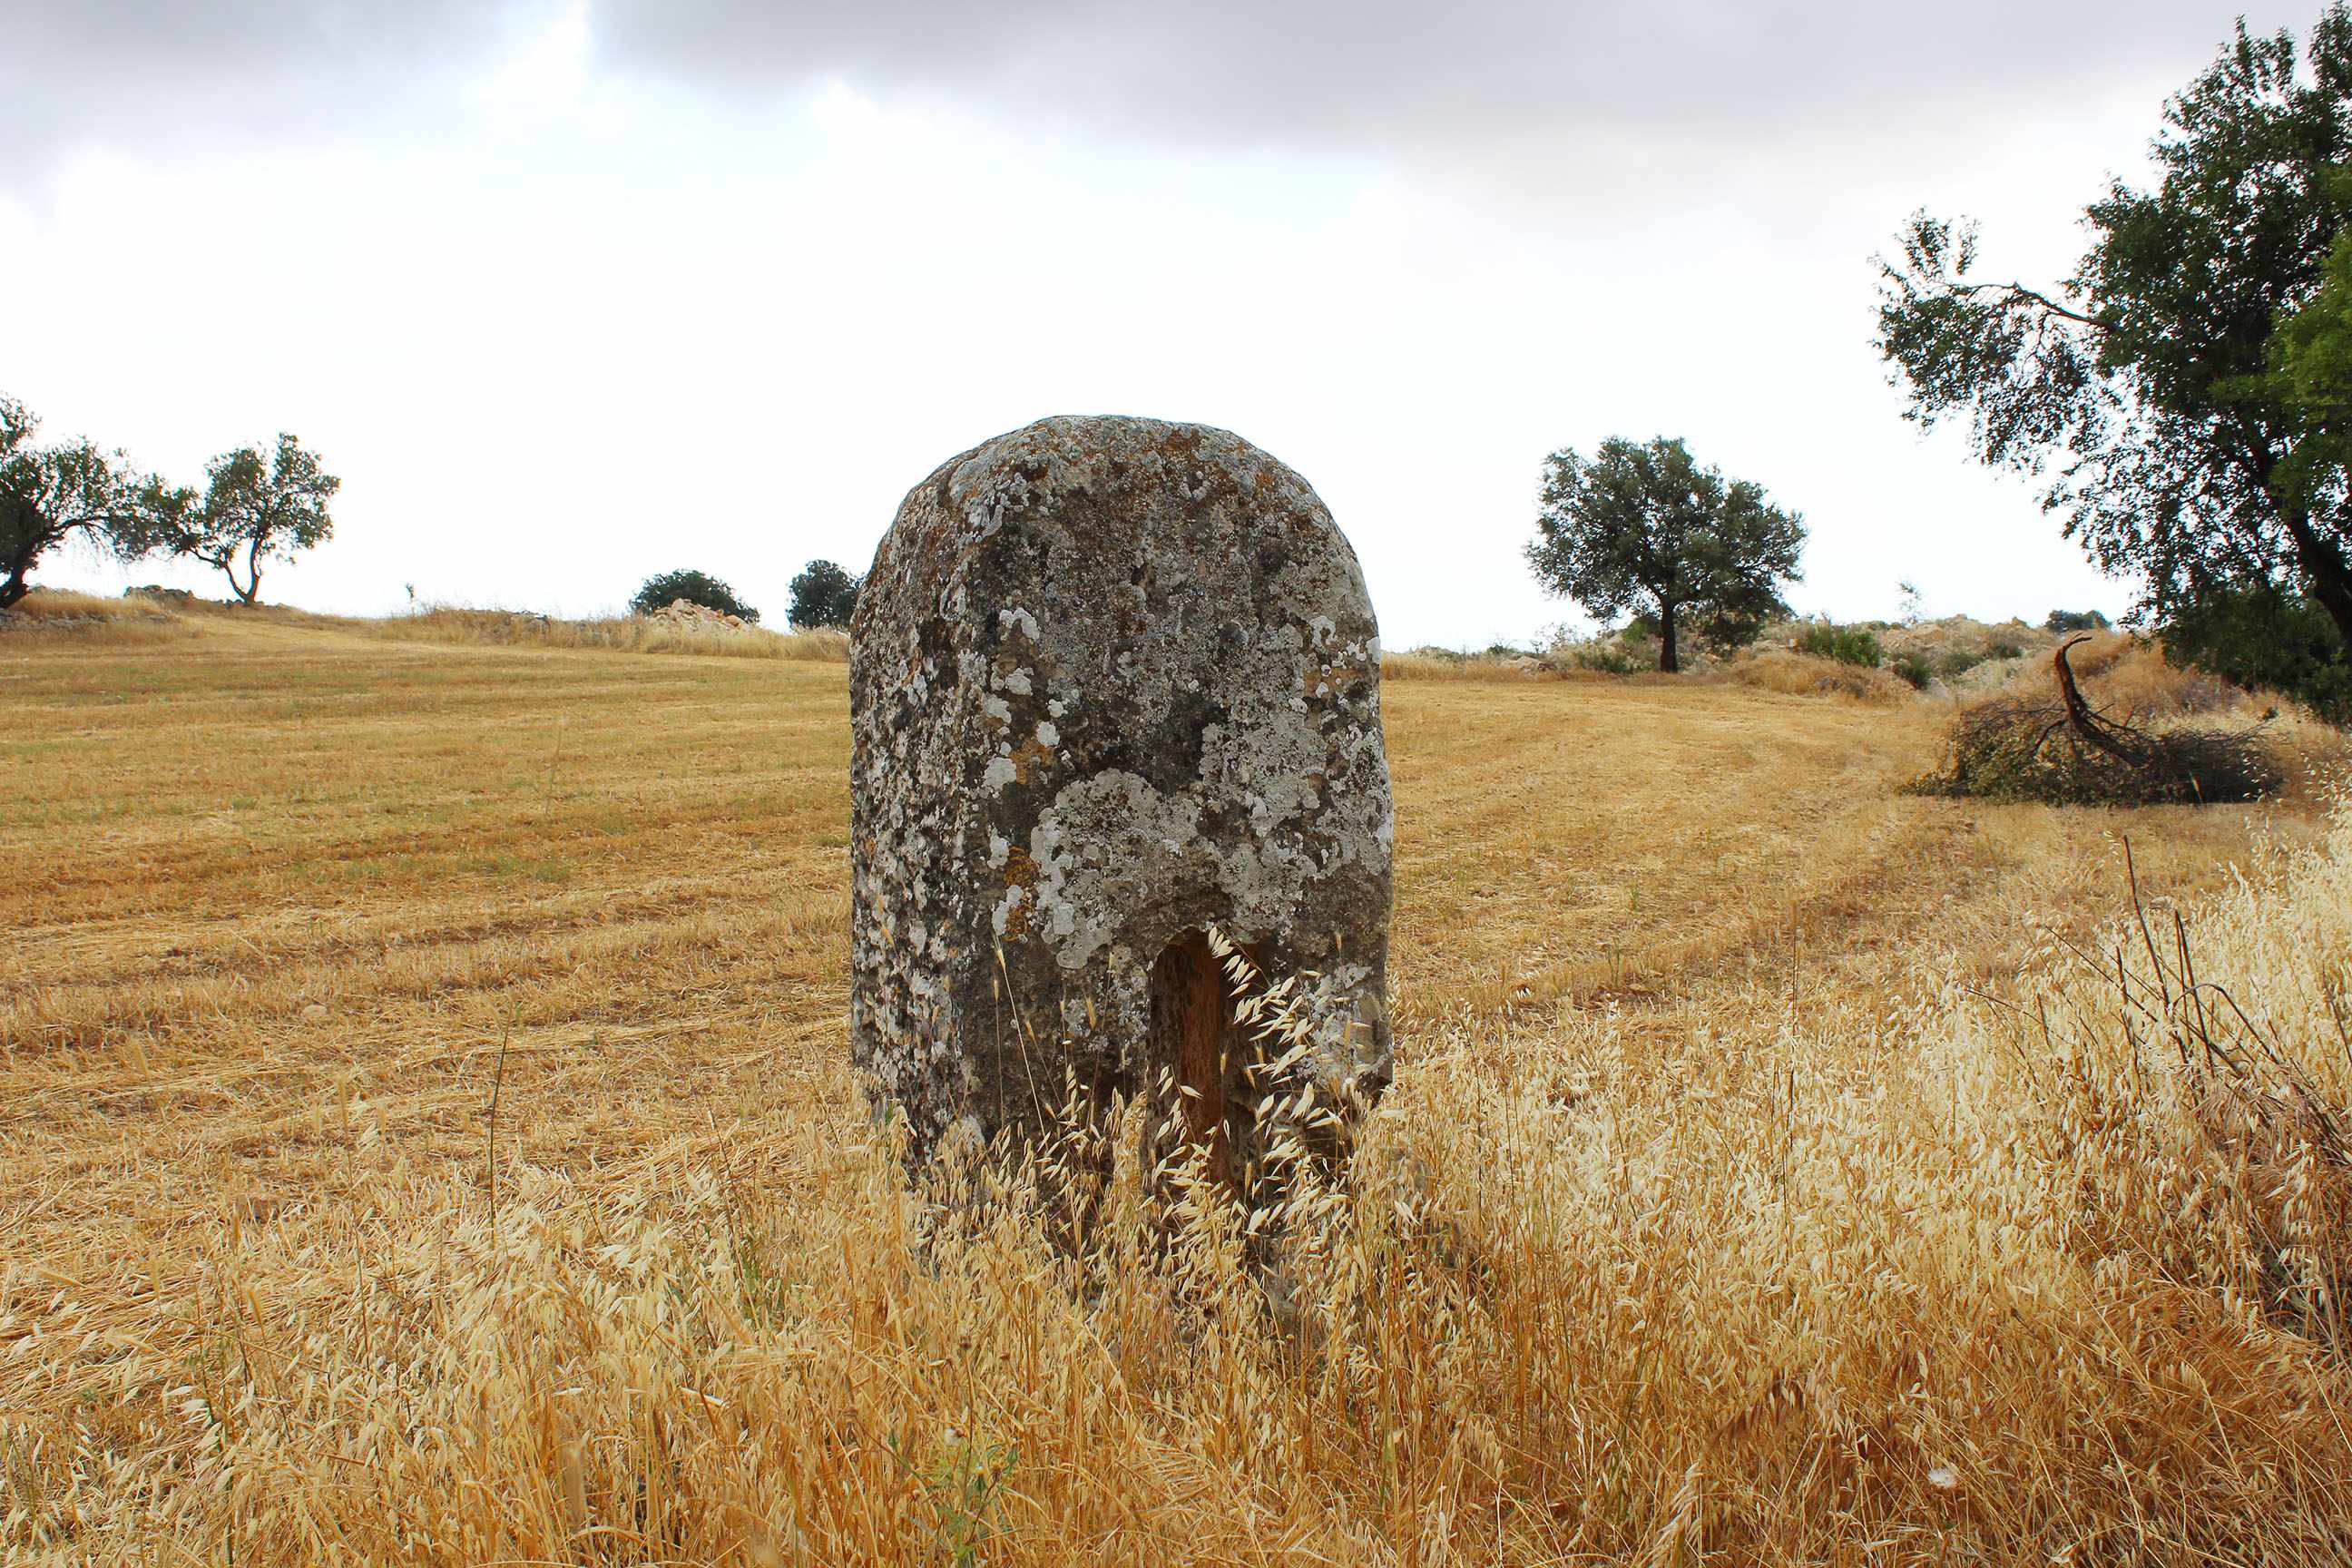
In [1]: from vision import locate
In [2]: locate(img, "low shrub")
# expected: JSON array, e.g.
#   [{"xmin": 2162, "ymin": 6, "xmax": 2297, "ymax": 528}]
[
  {"xmin": 2044, "ymin": 608, "xmax": 2112, "ymax": 633},
  {"xmin": 1938, "ymin": 649, "xmax": 1987, "ymax": 679},
  {"xmin": 1793, "ymin": 622, "xmax": 1885, "ymax": 668},
  {"xmin": 1561, "ymin": 638, "xmax": 1651, "ymax": 675},
  {"xmin": 1892, "ymin": 653, "xmax": 1934, "ymax": 690}
]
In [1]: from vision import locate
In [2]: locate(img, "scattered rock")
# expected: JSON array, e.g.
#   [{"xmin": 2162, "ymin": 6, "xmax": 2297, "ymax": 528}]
[{"xmin": 849, "ymin": 415, "xmax": 1395, "ymax": 1174}]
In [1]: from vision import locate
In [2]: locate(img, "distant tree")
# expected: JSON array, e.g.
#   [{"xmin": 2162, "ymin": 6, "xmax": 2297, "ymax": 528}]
[
  {"xmin": 147, "ymin": 435, "xmax": 339, "ymax": 604},
  {"xmin": 2044, "ymin": 608, "xmax": 2112, "ymax": 633},
  {"xmin": 788, "ymin": 558, "xmax": 862, "ymax": 630},
  {"xmin": 632, "ymin": 567, "xmax": 759, "ymax": 622},
  {"xmin": 1525, "ymin": 436, "xmax": 1805, "ymax": 673},
  {"xmin": 1874, "ymin": 9, "xmax": 2352, "ymax": 665},
  {"xmin": 0, "ymin": 394, "xmax": 167, "ymax": 610}
]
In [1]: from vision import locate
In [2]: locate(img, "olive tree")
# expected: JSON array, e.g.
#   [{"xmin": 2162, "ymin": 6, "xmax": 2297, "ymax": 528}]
[
  {"xmin": 1875, "ymin": 8, "xmax": 2352, "ymax": 680},
  {"xmin": 1525, "ymin": 436, "xmax": 1805, "ymax": 672},
  {"xmin": 152, "ymin": 435, "xmax": 339, "ymax": 604},
  {"xmin": 788, "ymin": 559, "xmax": 861, "ymax": 630},
  {"xmin": 632, "ymin": 568, "xmax": 760, "ymax": 622},
  {"xmin": 0, "ymin": 394, "xmax": 165, "ymax": 610}
]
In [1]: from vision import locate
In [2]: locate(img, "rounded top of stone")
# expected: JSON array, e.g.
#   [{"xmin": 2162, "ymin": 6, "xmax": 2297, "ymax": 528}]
[
  {"xmin": 920, "ymin": 413, "xmax": 1322, "ymax": 526},
  {"xmin": 857, "ymin": 413, "xmax": 1372, "ymax": 642}
]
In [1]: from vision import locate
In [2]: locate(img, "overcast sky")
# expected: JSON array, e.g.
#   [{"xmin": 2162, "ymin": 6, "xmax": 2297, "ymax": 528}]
[{"xmin": 1, "ymin": 2, "xmax": 2328, "ymax": 644}]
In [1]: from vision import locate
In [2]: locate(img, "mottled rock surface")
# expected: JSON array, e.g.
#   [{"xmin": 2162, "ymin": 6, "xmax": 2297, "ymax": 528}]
[{"xmin": 849, "ymin": 415, "xmax": 1393, "ymax": 1168}]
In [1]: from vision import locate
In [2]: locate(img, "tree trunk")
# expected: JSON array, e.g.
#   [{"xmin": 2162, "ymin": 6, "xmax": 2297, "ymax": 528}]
[
  {"xmin": 1658, "ymin": 600, "xmax": 1681, "ymax": 673},
  {"xmin": 2281, "ymin": 503, "xmax": 2352, "ymax": 648},
  {"xmin": 230, "ymin": 539, "xmax": 260, "ymax": 605},
  {"xmin": 0, "ymin": 538, "xmax": 37, "ymax": 610}
]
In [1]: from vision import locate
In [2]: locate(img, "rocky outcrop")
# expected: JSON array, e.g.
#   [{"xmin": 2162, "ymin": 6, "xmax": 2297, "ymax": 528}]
[
  {"xmin": 643, "ymin": 598, "xmax": 752, "ymax": 631},
  {"xmin": 849, "ymin": 415, "xmax": 1394, "ymax": 1175}
]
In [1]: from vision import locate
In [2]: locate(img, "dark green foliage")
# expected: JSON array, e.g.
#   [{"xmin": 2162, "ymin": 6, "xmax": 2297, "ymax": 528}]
[
  {"xmin": 1525, "ymin": 436, "xmax": 1805, "ymax": 673},
  {"xmin": 0, "ymin": 393, "xmax": 169, "ymax": 610},
  {"xmin": 1910, "ymin": 701, "xmax": 2280, "ymax": 806},
  {"xmin": 787, "ymin": 559, "xmax": 861, "ymax": 630},
  {"xmin": 2044, "ymin": 609, "xmax": 2112, "ymax": 633},
  {"xmin": 1794, "ymin": 622, "xmax": 1885, "ymax": 668},
  {"xmin": 1988, "ymin": 639, "xmax": 2027, "ymax": 660},
  {"xmin": 633, "ymin": 568, "xmax": 760, "ymax": 623},
  {"xmin": 2269, "ymin": 190, "xmax": 2352, "ymax": 501},
  {"xmin": 1692, "ymin": 595, "xmax": 1789, "ymax": 655},
  {"xmin": 1875, "ymin": 8, "xmax": 2352, "ymax": 664},
  {"xmin": 140, "ymin": 435, "xmax": 338, "ymax": 605},
  {"xmin": 1893, "ymin": 653, "xmax": 1936, "ymax": 690},
  {"xmin": 2162, "ymin": 583, "xmax": 2352, "ymax": 722},
  {"xmin": 1940, "ymin": 649, "xmax": 1988, "ymax": 679}
]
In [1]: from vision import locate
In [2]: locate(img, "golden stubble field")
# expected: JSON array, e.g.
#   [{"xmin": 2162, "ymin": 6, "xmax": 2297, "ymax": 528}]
[{"xmin": 6, "ymin": 607, "xmax": 2352, "ymax": 1564}]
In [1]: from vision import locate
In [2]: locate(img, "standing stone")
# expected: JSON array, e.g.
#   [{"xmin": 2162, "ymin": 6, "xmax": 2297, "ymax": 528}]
[{"xmin": 849, "ymin": 415, "xmax": 1393, "ymax": 1174}]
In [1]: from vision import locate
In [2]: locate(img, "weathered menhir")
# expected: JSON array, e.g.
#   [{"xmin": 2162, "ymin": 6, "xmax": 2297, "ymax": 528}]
[{"xmin": 849, "ymin": 415, "xmax": 1393, "ymax": 1175}]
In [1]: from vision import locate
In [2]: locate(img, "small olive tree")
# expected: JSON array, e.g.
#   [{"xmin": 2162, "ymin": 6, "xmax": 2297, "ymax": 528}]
[
  {"xmin": 149, "ymin": 434, "xmax": 340, "ymax": 604},
  {"xmin": 788, "ymin": 559, "xmax": 862, "ymax": 630},
  {"xmin": 1525, "ymin": 436, "xmax": 1806, "ymax": 672}
]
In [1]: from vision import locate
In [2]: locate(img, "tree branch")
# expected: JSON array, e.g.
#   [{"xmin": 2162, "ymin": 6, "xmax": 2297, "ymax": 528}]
[{"xmin": 1948, "ymin": 279, "xmax": 2111, "ymax": 329}]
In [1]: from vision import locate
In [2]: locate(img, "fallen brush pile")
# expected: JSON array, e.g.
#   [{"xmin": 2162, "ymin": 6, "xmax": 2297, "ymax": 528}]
[{"xmin": 1912, "ymin": 636, "xmax": 2281, "ymax": 806}]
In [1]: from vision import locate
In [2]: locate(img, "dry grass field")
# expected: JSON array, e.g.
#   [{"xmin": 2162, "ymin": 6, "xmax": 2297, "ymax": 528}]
[{"xmin": 6, "ymin": 603, "xmax": 2352, "ymax": 1563}]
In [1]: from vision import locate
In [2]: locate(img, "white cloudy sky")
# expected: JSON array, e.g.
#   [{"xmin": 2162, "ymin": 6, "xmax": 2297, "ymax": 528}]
[{"xmin": 1, "ymin": 2, "xmax": 2325, "ymax": 644}]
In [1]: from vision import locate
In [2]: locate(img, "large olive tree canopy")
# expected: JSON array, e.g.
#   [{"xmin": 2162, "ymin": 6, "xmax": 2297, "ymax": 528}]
[{"xmin": 1876, "ymin": 7, "xmax": 2352, "ymax": 654}]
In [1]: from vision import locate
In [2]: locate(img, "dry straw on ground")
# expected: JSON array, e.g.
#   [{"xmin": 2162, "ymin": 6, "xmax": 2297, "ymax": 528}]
[{"xmin": 5, "ymin": 611, "xmax": 2351, "ymax": 1563}]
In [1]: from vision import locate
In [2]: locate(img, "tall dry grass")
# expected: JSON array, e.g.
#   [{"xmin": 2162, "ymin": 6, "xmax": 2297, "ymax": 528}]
[
  {"xmin": 0, "ymin": 589, "xmax": 192, "ymax": 645},
  {"xmin": 370, "ymin": 604, "xmax": 850, "ymax": 662},
  {"xmin": 1380, "ymin": 648, "xmax": 1537, "ymax": 681},
  {"xmin": 5, "ymin": 616, "xmax": 2349, "ymax": 1563},
  {"xmin": 1726, "ymin": 647, "xmax": 1914, "ymax": 705}
]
